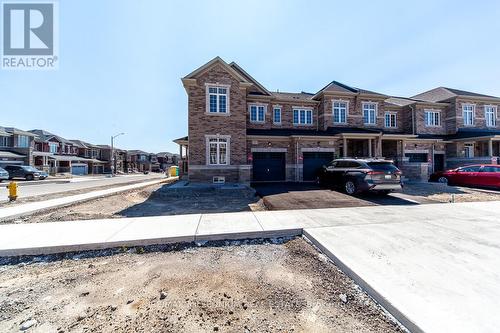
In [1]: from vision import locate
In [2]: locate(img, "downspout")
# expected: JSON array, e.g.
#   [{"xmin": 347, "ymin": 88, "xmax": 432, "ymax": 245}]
[
  {"xmin": 409, "ymin": 104, "xmax": 416, "ymax": 135},
  {"xmin": 296, "ymin": 138, "xmax": 299, "ymax": 182}
]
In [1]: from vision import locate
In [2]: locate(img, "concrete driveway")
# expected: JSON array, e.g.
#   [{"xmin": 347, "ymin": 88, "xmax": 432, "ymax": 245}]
[{"xmin": 252, "ymin": 182, "xmax": 420, "ymax": 210}]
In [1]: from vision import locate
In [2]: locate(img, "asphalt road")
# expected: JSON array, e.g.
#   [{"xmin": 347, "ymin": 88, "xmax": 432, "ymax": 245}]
[{"xmin": 0, "ymin": 173, "xmax": 165, "ymax": 202}]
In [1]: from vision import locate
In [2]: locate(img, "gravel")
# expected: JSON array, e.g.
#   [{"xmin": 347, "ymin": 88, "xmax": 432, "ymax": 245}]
[{"xmin": 0, "ymin": 238, "xmax": 405, "ymax": 332}]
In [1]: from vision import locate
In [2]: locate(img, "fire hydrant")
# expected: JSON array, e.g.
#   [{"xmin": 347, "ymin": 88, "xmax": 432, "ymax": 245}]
[{"xmin": 7, "ymin": 181, "xmax": 18, "ymax": 202}]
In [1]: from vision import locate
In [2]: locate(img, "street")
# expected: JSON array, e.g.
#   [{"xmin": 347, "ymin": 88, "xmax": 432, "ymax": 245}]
[{"xmin": 0, "ymin": 173, "xmax": 164, "ymax": 203}]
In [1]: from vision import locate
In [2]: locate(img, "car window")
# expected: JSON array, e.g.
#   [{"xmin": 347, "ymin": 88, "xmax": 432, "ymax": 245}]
[
  {"xmin": 367, "ymin": 162, "xmax": 399, "ymax": 172},
  {"xmin": 482, "ymin": 166, "xmax": 500, "ymax": 172},
  {"xmin": 334, "ymin": 161, "xmax": 348, "ymax": 168},
  {"xmin": 459, "ymin": 166, "xmax": 481, "ymax": 172},
  {"xmin": 22, "ymin": 166, "xmax": 37, "ymax": 172}
]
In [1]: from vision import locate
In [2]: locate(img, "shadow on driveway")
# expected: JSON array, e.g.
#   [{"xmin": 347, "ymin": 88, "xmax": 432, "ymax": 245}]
[
  {"xmin": 118, "ymin": 183, "xmax": 262, "ymax": 217},
  {"xmin": 252, "ymin": 182, "xmax": 419, "ymax": 210}
]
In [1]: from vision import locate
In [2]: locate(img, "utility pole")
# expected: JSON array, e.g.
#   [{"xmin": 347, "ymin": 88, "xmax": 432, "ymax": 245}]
[{"xmin": 111, "ymin": 133, "xmax": 125, "ymax": 176}]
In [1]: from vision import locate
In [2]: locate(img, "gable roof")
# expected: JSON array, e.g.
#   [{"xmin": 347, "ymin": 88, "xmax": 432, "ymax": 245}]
[
  {"xmin": 412, "ymin": 87, "xmax": 500, "ymax": 102},
  {"xmin": 229, "ymin": 62, "xmax": 271, "ymax": 96},
  {"xmin": 182, "ymin": 56, "xmax": 250, "ymax": 84},
  {"xmin": 313, "ymin": 80, "xmax": 387, "ymax": 99},
  {"xmin": 29, "ymin": 129, "xmax": 73, "ymax": 144}
]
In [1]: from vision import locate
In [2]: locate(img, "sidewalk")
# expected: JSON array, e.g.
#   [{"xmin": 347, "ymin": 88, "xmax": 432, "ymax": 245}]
[
  {"xmin": 0, "ymin": 177, "xmax": 171, "ymax": 220},
  {"xmin": 1, "ymin": 201, "xmax": 499, "ymax": 333}
]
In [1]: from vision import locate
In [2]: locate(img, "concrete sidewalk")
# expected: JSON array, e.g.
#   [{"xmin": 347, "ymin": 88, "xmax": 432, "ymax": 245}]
[
  {"xmin": 1, "ymin": 201, "xmax": 499, "ymax": 333},
  {"xmin": 0, "ymin": 177, "xmax": 171, "ymax": 220}
]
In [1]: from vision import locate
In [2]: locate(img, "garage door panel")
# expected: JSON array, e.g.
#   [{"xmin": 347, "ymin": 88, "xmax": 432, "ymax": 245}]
[
  {"xmin": 252, "ymin": 152, "xmax": 286, "ymax": 182},
  {"xmin": 303, "ymin": 152, "xmax": 334, "ymax": 181}
]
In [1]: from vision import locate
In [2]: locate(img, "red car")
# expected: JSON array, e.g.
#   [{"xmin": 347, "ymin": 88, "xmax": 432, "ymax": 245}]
[{"xmin": 429, "ymin": 164, "xmax": 500, "ymax": 189}]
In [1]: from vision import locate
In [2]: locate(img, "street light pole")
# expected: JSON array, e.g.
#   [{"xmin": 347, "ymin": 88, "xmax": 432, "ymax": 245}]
[{"xmin": 111, "ymin": 132, "xmax": 125, "ymax": 176}]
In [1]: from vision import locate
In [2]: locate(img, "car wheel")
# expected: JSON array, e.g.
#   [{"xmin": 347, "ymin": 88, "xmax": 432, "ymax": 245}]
[
  {"xmin": 39, "ymin": 177, "xmax": 46, "ymax": 180},
  {"xmin": 25, "ymin": 174, "xmax": 34, "ymax": 181},
  {"xmin": 438, "ymin": 176, "xmax": 448, "ymax": 184},
  {"xmin": 344, "ymin": 180, "xmax": 357, "ymax": 195}
]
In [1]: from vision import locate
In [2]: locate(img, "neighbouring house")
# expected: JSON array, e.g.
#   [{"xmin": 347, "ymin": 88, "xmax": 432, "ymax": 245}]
[
  {"xmin": 157, "ymin": 152, "xmax": 179, "ymax": 171},
  {"xmin": 69, "ymin": 140, "xmax": 108, "ymax": 175},
  {"xmin": 149, "ymin": 153, "xmax": 160, "ymax": 172},
  {"xmin": 128, "ymin": 150, "xmax": 152, "ymax": 172},
  {"xmin": 175, "ymin": 57, "xmax": 500, "ymax": 183},
  {"xmin": 0, "ymin": 126, "xmax": 36, "ymax": 167}
]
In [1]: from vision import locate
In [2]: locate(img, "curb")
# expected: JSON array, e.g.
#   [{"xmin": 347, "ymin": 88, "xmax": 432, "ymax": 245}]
[{"xmin": 302, "ymin": 228, "xmax": 421, "ymax": 333}]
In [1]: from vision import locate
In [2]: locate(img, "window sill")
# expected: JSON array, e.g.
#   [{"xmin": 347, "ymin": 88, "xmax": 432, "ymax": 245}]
[
  {"xmin": 292, "ymin": 124, "xmax": 314, "ymax": 127},
  {"xmin": 205, "ymin": 112, "xmax": 230, "ymax": 116}
]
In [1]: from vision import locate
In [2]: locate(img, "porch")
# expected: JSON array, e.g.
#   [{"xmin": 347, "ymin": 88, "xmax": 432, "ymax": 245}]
[{"xmin": 446, "ymin": 137, "xmax": 500, "ymax": 169}]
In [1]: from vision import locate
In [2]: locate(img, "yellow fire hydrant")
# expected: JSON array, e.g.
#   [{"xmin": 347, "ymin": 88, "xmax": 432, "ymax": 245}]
[{"xmin": 7, "ymin": 181, "xmax": 18, "ymax": 202}]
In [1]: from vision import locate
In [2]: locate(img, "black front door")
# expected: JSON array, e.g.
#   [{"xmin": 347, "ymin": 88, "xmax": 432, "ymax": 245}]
[
  {"xmin": 303, "ymin": 152, "xmax": 335, "ymax": 181},
  {"xmin": 252, "ymin": 152, "xmax": 286, "ymax": 182},
  {"xmin": 434, "ymin": 154, "xmax": 445, "ymax": 172}
]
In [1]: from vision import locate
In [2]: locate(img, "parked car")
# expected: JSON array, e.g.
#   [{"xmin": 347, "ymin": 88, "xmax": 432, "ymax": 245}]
[
  {"xmin": 317, "ymin": 158, "xmax": 403, "ymax": 195},
  {"xmin": 3, "ymin": 165, "xmax": 47, "ymax": 181},
  {"xmin": 0, "ymin": 167, "xmax": 9, "ymax": 182},
  {"xmin": 429, "ymin": 164, "xmax": 500, "ymax": 189}
]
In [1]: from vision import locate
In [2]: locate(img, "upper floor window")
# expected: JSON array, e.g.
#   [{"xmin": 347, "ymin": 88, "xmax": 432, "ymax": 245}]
[
  {"xmin": 49, "ymin": 142, "xmax": 58, "ymax": 153},
  {"xmin": 249, "ymin": 104, "xmax": 265, "ymax": 123},
  {"xmin": 273, "ymin": 107, "xmax": 281, "ymax": 124},
  {"xmin": 425, "ymin": 110, "xmax": 441, "ymax": 127},
  {"xmin": 384, "ymin": 112, "xmax": 397, "ymax": 128},
  {"xmin": 462, "ymin": 104, "xmax": 475, "ymax": 126},
  {"xmin": 485, "ymin": 105, "xmax": 497, "ymax": 127},
  {"xmin": 0, "ymin": 136, "xmax": 9, "ymax": 147},
  {"xmin": 362, "ymin": 103, "xmax": 377, "ymax": 125},
  {"xmin": 207, "ymin": 136, "xmax": 229, "ymax": 165},
  {"xmin": 293, "ymin": 108, "xmax": 313, "ymax": 125},
  {"xmin": 206, "ymin": 84, "xmax": 229, "ymax": 114},
  {"xmin": 17, "ymin": 135, "xmax": 29, "ymax": 148},
  {"xmin": 333, "ymin": 101, "xmax": 348, "ymax": 123}
]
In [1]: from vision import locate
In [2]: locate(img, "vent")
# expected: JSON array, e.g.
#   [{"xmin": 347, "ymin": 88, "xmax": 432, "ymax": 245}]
[{"xmin": 213, "ymin": 176, "xmax": 225, "ymax": 184}]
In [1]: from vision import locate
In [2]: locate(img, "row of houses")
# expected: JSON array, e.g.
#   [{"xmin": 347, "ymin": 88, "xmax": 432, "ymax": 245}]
[
  {"xmin": 175, "ymin": 57, "xmax": 500, "ymax": 183},
  {"xmin": 0, "ymin": 127, "xmax": 178, "ymax": 175}
]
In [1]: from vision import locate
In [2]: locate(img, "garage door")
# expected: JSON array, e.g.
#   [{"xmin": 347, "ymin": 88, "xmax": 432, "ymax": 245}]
[
  {"xmin": 71, "ymin": 164, "xmax": 88, "ymax": 175},
  {"xmin": 252, "ymin": 152, "xmax": 286, "ymax": 182},
  {"xmin": 303, "ymin": 152, "xmax": 334, "ymax": 181}
]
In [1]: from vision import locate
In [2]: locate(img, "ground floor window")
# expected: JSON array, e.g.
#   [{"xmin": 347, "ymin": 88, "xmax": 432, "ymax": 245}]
[
  {"xmin": 405, "ymin": 153, "xmax": 428, "ymax": 163},
  {"xmin": 207, "ymin": 136, "xmax": 229, "ymax": 165}
]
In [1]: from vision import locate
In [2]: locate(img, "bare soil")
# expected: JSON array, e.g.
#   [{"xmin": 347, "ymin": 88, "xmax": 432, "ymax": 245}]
[
  {"xmin": 0, "ymin": 238, "xmax": 403, "ymax": 333},
  {"xmin": 3, "ymin": 184, "xmax": 266, "ymax": 225},
  {"xmin": 400, "ymin": 182, "xmax": 500, "ymax": 203}
]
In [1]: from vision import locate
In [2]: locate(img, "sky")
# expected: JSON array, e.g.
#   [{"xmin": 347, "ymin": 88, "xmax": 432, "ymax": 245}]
[{"xmin": 1, "ymin": 0, "xmax": 500, "ymax": 153}]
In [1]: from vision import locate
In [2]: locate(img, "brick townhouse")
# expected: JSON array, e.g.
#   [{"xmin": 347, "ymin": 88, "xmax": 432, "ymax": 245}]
[{"xmin": 176, "ymin": 57, "xmax": 500, "ymax": 183}]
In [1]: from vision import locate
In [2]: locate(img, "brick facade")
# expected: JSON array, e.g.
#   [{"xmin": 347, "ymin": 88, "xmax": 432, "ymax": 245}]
[{"xmin": 179, "ymin": 57, "xmax": 500, "ymax": 183}]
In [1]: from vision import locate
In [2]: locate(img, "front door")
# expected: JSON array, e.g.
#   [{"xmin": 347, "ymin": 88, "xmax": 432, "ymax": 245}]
[
  {"xmin": 433, "ymin": 154, "xmax": 445, "ymax": 172},
  {"xmin": 464, "ymin": 143, "xmax": 474, "ymax": 158}
]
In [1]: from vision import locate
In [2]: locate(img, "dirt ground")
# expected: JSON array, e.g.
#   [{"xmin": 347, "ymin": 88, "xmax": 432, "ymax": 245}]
[
  {"xmin": 0, "ymin": 238, "xmax": 404, "ymax": 333},
  {"xmin": 2, "ymin": 184, "xmax": 266, "ymax": 224},
  {"xmin": 400, "ymin": 182, "xmax": 500, "ymax": 203}
]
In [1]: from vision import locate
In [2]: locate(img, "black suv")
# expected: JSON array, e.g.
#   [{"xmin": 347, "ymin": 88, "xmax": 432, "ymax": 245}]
[
  {"xmin": 4, "ymin": 165, "xmax": 47, "ymax": 181},
  {"xmin": 317, "ymin": 158, "xmax": 403, "ymax": 195}
]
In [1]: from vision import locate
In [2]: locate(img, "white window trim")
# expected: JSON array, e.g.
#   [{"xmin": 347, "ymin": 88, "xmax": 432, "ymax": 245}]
[
  {"xmin": 249, "ymin": 103, "xmax": 267, "ymax": 123},
  {"xmin": 384, "ymin": 111, "xmax": 397, "ymax": 128},
  {"xmin": 205, "ymin": 134, "xmax": 231, "ymax": 166},
  {"xmin": 462, "ymin": 103, "xmax": 475, "ymax": 126},
  {"xmin": 332, "ymin": 99, "xmax": 349, "ymax": 124},
  {"xmin": 0, "ymin": 136, "xmax": 9, "ymax": 147},
  {"xmin": 292, "ymin": 107, "xmax": 314, "ymax": 126},
  {"xmin": 484, "ymin": 105, "xmax": 497, "ymax": 127},
  {"xmin": 272, "ymin": 105, "xmax": 282, "ymax": 125},
  {"xmin": 424, "ymin": 109, "xmax": 441, "ymax": 127},
  {"xmin": 362, "ymin": 102, "xmax": 378, "ymax": 125},
  {"xmin": 205, "ymin": 83, "xmax": 230, "ymax": 115}
]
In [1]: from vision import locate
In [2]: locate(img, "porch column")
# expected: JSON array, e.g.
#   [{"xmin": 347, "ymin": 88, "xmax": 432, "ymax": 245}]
[
  {"xmin": 343, "ymin": 137, "xmax": 348, "ymax": 157},
  {"xmin": 488, "ymin": 139, "xmax": 493, "ymax": 157},
  {"xmin": 368, "ymin": 139, "xmax": 372, "ymax": 157},
  {"xmin": 377, "ymin": 136, "xmax": 383, "ymax": 157}
]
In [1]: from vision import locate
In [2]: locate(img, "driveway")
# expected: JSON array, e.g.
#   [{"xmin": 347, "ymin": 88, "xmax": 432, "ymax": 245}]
[{"xmin": 252, "ymin": 182, "xmax": 419, "ymax": 210}]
